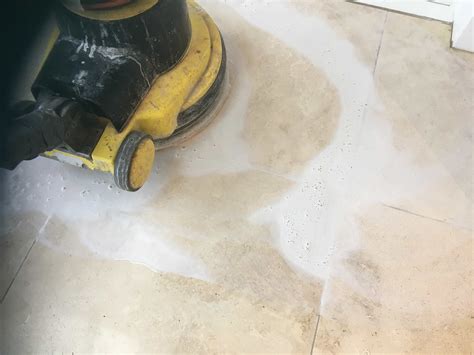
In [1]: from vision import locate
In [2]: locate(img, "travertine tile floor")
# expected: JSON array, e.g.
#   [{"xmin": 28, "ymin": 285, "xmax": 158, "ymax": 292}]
[{"xmin": 0, "ymin": 0, "xmax": 472, "ymax": 353}]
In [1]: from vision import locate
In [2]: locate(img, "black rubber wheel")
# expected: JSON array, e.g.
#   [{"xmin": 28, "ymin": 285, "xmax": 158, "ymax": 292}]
[{"xmin": 114, "ymin": 131, "xmax": 154, "ymax": 191}]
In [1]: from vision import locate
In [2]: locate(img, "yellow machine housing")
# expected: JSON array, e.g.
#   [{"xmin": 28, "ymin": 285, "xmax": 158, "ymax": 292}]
[{"xmin": 43, "ymin": 0, "xmax": 226, "ymax": 191}]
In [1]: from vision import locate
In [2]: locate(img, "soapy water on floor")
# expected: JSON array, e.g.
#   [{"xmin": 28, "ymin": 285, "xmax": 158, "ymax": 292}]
[{"xmin": 0, "ymin": 0, "xmax": 467, "ymax": 310}]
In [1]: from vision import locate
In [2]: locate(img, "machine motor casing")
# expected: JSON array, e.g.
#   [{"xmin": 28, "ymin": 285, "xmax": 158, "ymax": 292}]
[{"xmin": 33, "ymin": 0, "xmax": 192, "ymax": 132}]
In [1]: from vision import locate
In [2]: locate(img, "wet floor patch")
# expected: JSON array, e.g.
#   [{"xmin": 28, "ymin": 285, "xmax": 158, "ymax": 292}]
[{"xmin": 220, "ymin": 3, "xmax": 341, "ymax": 176}]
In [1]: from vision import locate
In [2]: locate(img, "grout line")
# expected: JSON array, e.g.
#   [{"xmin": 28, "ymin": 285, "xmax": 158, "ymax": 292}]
[
  {"xmin": 0, "ymin": 239, "xmax": 36, "ymax": 304},
  {"xmin": 373, "ymin": 11, "xmax": 388, "ymax": 75},
  {"xmin": 381, "ymin": 203, "xmax": 472, "ymax": 231},
  {"xmin": 426, "ymin": 0, "xmax": 451, "ymax": 8},
  {"xmin": 0, "ymin": 215, "xmax": 51, "ymax": 304},
  {"xmin": 352, "ymin": 9, "xmax": 388, "ymax": 146},
  {"xmin": 310, "ymin": 314, "xmax": 321, "ymax": 355}
]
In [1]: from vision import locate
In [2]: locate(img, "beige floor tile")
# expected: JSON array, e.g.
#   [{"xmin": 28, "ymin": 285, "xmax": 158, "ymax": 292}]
[
  {"xmin": 313, "ymin": 205, "xmax": 472, "ymax": 354},
  {"xmin": 0, "ymin": 211, "xmax": 48, "ymax": 300},
  {"xmin": 0, "ymin": 226, "xmax": 320, "ymax": 353},
  {"xmin": 374, "ymin": 12, "xmax": 474, "ymax": 202}
]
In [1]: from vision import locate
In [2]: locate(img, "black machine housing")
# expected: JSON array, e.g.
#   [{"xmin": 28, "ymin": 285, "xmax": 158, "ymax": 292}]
[{"xmin": 33, "ymin": 0, "xmax": 192, "ymax": 132}]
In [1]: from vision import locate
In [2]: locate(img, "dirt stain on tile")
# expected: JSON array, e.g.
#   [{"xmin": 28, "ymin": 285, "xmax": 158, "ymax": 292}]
[
  {"xmin": 291, "ymin": 0, "xmax": 387, "ymax": 67},
  {"xmin": 343, "ymin": 250, "xmax": 381, "ymax": 290}
]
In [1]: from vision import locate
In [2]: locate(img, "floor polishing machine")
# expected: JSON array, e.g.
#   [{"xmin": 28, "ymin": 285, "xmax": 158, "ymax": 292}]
[{"xmin": 0, "ymin": 0, "xmax": 227, "ymax": 191}]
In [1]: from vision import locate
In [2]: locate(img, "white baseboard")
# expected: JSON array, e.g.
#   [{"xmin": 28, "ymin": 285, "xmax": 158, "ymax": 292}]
[
  {"xmin": 352, "ymin": 0, "xmax": 454, "ymax": 22},
  {"xmin": 352, "ymin": 0, "xmax": 474, "ymax": 52}
]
